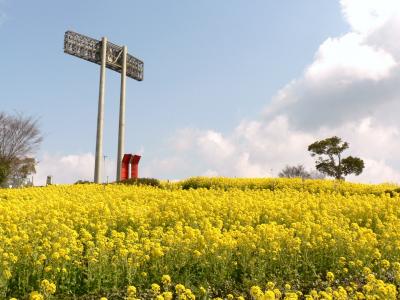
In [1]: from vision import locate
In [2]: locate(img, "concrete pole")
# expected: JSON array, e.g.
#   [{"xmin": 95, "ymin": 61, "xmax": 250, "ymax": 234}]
[
  {"xmin": 116, "ymin": 46, "xmax": 127, "ymax": 181},
  {"xmin": 94, "ymin": 37, "xmax": 107, "ymax": 183}
]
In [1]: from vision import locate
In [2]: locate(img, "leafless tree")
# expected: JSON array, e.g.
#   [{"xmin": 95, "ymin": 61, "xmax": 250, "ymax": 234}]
[
  {"xmin": 0, "ymin": 112, "xmax": 42, "ymax": 186},
  {"xmin": 279, "ymin": 165, "xmax": 311, "ymax": 179},
  {"xmin": 7, "ymin": 157, "xmax": 36, "ymax": 187},
  {"xmin": 278, "ymin": 164, "xmax": 326, "ymax": 180}
]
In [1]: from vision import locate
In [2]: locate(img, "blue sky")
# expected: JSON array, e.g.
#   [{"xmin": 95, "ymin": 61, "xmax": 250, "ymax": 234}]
[{"xmin": 2, "ymin": 1, "xmax": 400, "ymax": 184}]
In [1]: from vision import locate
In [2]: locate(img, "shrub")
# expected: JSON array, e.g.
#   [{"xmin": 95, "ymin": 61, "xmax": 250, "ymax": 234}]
[
  {"xmin": 384, "ymin": 187, "xmax": 400, "ymax": 197},
  {"xmin": 74, "ymin": 180, "xmax": 93, "ymax": 185},
  {"xmin": 119, "ymin": 177, "xmax": 161, "ymax": 187},
  {"xmin": 178, "ymin": 177, "xmax": 398, "ymax": 196}
]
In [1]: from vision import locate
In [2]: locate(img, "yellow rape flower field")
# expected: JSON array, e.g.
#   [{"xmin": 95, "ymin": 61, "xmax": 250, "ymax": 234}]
[{"xmin": 1, "ymin": 177, "xmax": 400, "ymax": 299}]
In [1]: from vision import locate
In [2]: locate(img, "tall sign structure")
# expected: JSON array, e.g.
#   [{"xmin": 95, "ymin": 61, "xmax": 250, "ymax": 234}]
[{"xmin": 64, "ymin": 31, "xmax": 144, "ymax": 183}]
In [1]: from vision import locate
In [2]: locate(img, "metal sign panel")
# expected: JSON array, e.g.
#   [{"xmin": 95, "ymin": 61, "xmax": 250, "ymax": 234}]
[{"xmin": 64, "ymin": 31, "xmax": 143, "ymax": 81}]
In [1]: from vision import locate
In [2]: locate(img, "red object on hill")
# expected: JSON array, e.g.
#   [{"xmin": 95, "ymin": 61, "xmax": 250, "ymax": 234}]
[
  {"xmin": 121, "ymin": 154, "xmax": 132, "ymax": 180},
  {"xmin": 130, "ymin": 155, "xmax": 141, "ymax": 179},
  {"xmin": 120, "ymin": 154, "xmax": 141, "ymax": 180}
]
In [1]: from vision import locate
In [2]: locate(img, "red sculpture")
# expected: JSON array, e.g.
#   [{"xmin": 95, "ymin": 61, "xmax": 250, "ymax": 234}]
[
  {"xmin": 120, "ymin": 154, "xmax": 141, "ymax": 180},
  {"xmin": 130, "ymin": 155, "xmax": 141, "ymax": 179},
  {"xmin": 121, "ymin": 154, "xmax": 132, "ymax": 180}
]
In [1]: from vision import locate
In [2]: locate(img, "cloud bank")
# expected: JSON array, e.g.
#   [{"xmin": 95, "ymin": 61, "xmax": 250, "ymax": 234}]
[{"xmin": 35, "ymin": 153, "xmax": 116, "ymax": 185}]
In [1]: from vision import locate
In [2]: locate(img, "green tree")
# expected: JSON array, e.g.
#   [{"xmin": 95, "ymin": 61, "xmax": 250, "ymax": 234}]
[
  {"xmin": 308, "ymin": 136, "xmax": 364, "ymax": 180},
  {"xmin": 0, "ymin": 112, "xmax": 42, "ymax": 187}
]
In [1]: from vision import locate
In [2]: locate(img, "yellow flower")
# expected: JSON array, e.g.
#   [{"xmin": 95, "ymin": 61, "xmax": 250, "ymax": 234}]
[
  {"xmin": 283, "ymin": 292, "xmax": 298, "ymax": 300},
  {"xmin": 46, "ymin": 283, "xmax": 56, "ymax": 294},
  {"xmin": 176, "ymin": 284, "xmax": 186, "ymax": 294},
  {"xmin": 264, "ymin": 290, "xmax": 275, "ymax": 300},
  {"xmin": 362, "ymin": 267, "xmax": 372, "ymax": 275},
  {"xmin": 381, "ymin": 259, "xmax": 390, "ymax": 269},
  {"xmin": 38, "ymin": 254, "xmax": 47, "ymax": 261},
  {"xmin": 151, "ymin": 283, "xmax": 161, "ymax": 294},
  {"xmin": 2, "ymin": 178, "xmax": 400, "ymax": 298},
  {"xmin": 163, "ymin": 291, "xmax": 173, "ymax": 300},
  {"xmin": 366, "ymin": 274, "xmax": 376, "ymax": 283},
  {"xmin": 162, "ymin": 274, "xmax": 171, "ymax": 286},
  {"xmin": 29, "ymin": 292, "xmax": 44, "ymax": 300},
  {"xmin": 40, "ymin": 280, "xmax": 49, "ymax": 290},
  {"xmin": 267, "ymin": 281, "xmax": 275, "ymax": 290},
  {"xmin": 373, "ymin": 250, "xmax": 381, "ymax": 260},
  {"xmin": 250, "ymin": 286, "xmax": 263, "ymax": 299},
  {"xmin": 44, "ymin": 266, "xmax": 52, "ymax": 273},
  {"xmin": 40, "ymin": 279, "xmax": 56, "ymax": 295},
  {"xmin": 326, "ymin": 271, "xmax": 335, "ymax": 283},
  {"xmin": 127, "ymin": 285, "xmax": 137, "ymax": 296},
  {"xmin": 338, "ymin": 256, "xmax": 346, "ymax": 266},
  {"xmin": 3, "ymin": 269, "xmax": 12, "ymax": 280},
  {"xmin": 199, "ymin": 286, "xmax": 207, "ymax": 295},
  {"xmin": 185, "ymin": 288, "xmax": 195, "ymax": 300},
  {"xmin": 355, "ymin": 292, "xmax": 365, "ymax": 299},
  {"xmin": 274, "ymin": 288, "xmax": 282, "ymax": 299}
]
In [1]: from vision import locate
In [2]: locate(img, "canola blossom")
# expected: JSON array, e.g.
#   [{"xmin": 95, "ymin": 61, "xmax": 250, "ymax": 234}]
[{"xmin": 0, "ymin": 178, "xmax": 399, "ymax": 299}]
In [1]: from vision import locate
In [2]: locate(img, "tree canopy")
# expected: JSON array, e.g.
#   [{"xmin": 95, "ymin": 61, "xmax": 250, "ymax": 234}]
[{"xmin": 308, "ymin": 136, "xmax": 364, "ymax": 180}]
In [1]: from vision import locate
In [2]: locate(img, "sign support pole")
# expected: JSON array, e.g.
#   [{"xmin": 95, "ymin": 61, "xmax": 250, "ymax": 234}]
[
  {"xmin": 64, "ymin": 31, "xmax": 143, "ymax": 183},
  {"xmin": 94, "ymin": 36, "xmax": 107, "ymax": 183},
  {"xmin": 116, "ymin": 45, "xmax": 127, "ymax": 181}
]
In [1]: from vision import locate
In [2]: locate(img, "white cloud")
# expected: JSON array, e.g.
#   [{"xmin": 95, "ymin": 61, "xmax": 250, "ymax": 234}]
[
  {"xmin": 202, "ymin": 169, "xmax": 219, "ymax": 177},
  {"xmin": 263, "ymin": 1, "xmax": 400, "ymax": 131},
  {"xmin": 35, "ymin": 153, "xmax": 116, "ymax": 185},
  {"xmin": 348, "ymin": 158, "xmax": 400, "ymax": 183},
  {"xmin": 140, "ymin": 156, "xmax": 187, "ymax": 180},
  {"xmin": 306, "ymin": 33, "xmax": 396, "ymax": 82},
  {"xmin": 169, "ymin": 128, "xmax": 200, "ymax": 152},
  {"xmin": 145, "ymin": 118, "xmax": 312, "ymax": 179},
  {"xmin": 197, "ymin": 130, "xmax": 235, "ymax": 162},
  {"xmin": 340, "ymin": 0, "xmax": 400, "ymax": 34},
  {"xmin": 153, "ymin": 116, "xmax": 400, "ymax": 183}
]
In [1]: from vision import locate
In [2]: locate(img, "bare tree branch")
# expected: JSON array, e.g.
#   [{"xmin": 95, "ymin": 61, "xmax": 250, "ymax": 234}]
[
  {"xmin": 0, "ymin": 112, "xmax": 42, "ymax": 162},
  {"xmin": 0, "ymin": 112, "xmax": 42, "ymax": 186}
]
